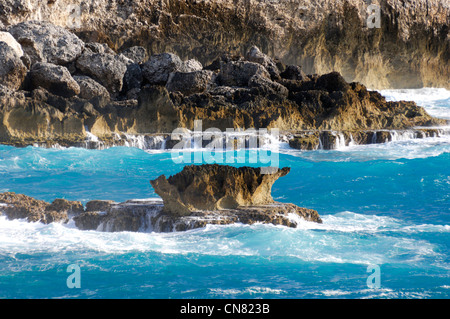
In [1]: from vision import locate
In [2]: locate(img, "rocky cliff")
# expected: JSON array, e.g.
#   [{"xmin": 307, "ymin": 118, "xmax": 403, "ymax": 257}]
[
  {"xmin": 0, "ymin": 17, "xmax": 448, "ymax": 150},
  {"xmin": 1, "ymin": 0, "xmax": 448, "ymax": 89}
]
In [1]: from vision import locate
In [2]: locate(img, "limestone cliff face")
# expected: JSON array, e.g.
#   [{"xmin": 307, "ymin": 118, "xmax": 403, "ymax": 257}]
[
  {"xmin": 150, "ymin": 164, "xmax": 291, "ymax": 216},
  {"xmin": 1, "ymin": 0, "xmax": 448, "ymax": 89}
]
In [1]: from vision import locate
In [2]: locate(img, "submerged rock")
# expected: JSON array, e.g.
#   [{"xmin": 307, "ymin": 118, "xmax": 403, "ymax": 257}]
[{"xmin": 0, "ymin": 192, "xmax": 83, "ymax": 224}]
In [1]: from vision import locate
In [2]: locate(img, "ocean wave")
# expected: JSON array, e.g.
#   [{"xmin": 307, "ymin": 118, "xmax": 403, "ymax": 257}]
[
  {"xmin": 379, "ymin": 87, "xmax": 450, "ymax": 120},
  {"xmin": 0, "ymin": 212, "xmax": 445, "ymax": 268}
]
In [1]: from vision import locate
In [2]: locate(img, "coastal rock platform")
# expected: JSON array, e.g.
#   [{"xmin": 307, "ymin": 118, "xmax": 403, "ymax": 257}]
[{"xmin": 0, "ymin": 165, "xmax": 321, "ymax": 232}]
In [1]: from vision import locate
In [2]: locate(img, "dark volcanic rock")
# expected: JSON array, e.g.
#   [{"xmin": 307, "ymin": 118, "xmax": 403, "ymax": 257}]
[
  {"xmin": 8, "ymin": 20, "xmax": 84, "ymax": 65},
  {"xmin": 76, "ymin": 51, "xmax": 128, "ymax": 93},
  {"xmin": 141, "ymin": 53, "xmax": 183, "ymax": 85},
  {"xmin": 120, "ymin": 46, "xmax": 148, "ymax": 64},
  {"xmin": 29, "ymin": 62, "xmax": 80, "ymax": 98},
  {"xmin": 73, "ymin": 75, "xmax": 110, "ymax": 101},
  {"xmin": 218, "ymin": 60, "xmax": 270, "ymax": 87},
  {"xmin": 150, "ymin": 164, "xmax": 291, "ymax": 216},
  {"xmin": 280, "ymin": 65, "xmax": 307, "ymax": 81},
  {"xmin": 85, "ymin": 200, "xmax": 116, "ymax": 212},
  {"xmin": 166, "ymin": 70, "xmax": 213, "ymax": 95},
  {"xmin": 245, "ymin": 46, "xmax": 280, "ymax": 80}
]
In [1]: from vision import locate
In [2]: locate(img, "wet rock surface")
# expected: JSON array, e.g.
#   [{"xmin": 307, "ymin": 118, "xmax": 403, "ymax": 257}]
[{"xmin": 0, "ymin": 192, "xmax": 82, "ymax": 224}]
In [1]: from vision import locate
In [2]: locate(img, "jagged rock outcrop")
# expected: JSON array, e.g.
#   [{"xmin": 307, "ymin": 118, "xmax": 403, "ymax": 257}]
[
  {"xmin": 74, "ymin": 200, "xmax": 321, "ymax": 232},
  {"xmin": 0, "ymin": 164, "xmax": 322, "ymax": 231},
  {"xmin": 73, "ymin": 75, "xmax": 110, "ymax": 101},
  {"xmin": 0, "ymin": 192, "xmax": 82, "ymax": 223},
  {"xmin": 166, "ymin": 70, "xmax": 213, "ymax": 95},
  {"xmin": 0, "ymin": 0, "xmax": 447, "ymax": 89},
  {"xmin": 0, "ymin": 19, "xmax": 447, "ymax": 150},
  {"xmin": 150, "ymin": 165, "xmax": 291, "ymax": 216},
  {"xmin": 141, "ymin": 53, "xmax": 183, "ymax": 85}
]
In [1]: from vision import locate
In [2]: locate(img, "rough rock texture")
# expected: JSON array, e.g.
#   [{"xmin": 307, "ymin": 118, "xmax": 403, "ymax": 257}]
[
  {"xmin": 150, "ymin": 164, "xmax": 291, "ymax": 216},
  {"xmin": 0, "ymin": 27, "xmax": 447, "ymax": 150},
  {"xmin": 73, "ymin": 75, "xmax": 110, "ymax": 101},
  {"xmin": 74, "ymin": 200, "xmax": 322, "ymax": 232},
  {"xmin": 141, "ymin": 52, "xmax": 183, "ymax": 85},
  {"xmin": 29, "ymin": 62, "xmax": 80, "ymax": 98},
  {"xmin": 85, "ymin": 200, "xmax": 116, "ymax": 212},
  {"xmin": 0, "ymin": 192, "xmax": 83, "ymax": 223},
  {"xmin": 0, "ymin": 30, "xmax": 23, "ymax": 57},
  {"xmin": 76, "ymin": 51, "xmax": 128, "ymax": 93},
  {"xmin": 219, "ymin": 61, "xmax": 270, "ymax": 87},
  {"xmin": 120, "ymin": 46, "xmax": 147, "ymax": 64},
  {"xmin": 0, "ymin": 0, "xmax": 447, "ymax": 89},
  {"xmin": 7, "ymin": 20, "xmax": 84, "ymax": 65},
  {"xmin": 166, "ymin": 70, "xmax": 213, "ymax": 95},
  {"xmin": 0, "ymin": 41, "xmax": 27, "ymax": 90},
  {"xmin": 0, "ymin": 164, "xmax": 322, "ymax": 231}
]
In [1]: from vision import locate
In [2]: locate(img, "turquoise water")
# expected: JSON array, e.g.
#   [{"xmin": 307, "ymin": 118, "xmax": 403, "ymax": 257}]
[{"xmin": 0, "ymin": 88, "xmax": 449, "ymax": 299}]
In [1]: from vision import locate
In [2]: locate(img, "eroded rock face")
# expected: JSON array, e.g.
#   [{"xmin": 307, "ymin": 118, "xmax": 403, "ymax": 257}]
[
  {"xmin": 1, "ymin": 0, "xmax": 447, "ymax": 89},
  {"xmin": 8, "ymin": 20, "xmax": 84, "ymax": 65},
  {"xmin": 0, "ymin": 192, "xmax": 83, "ymax": 224},
  {"xmin": 73, "ymin": 75, "xmax": 110, "ymax": 101},
  {"xmin": 150, "ymin": 164, "xmax": 291, "ymax": 216}
]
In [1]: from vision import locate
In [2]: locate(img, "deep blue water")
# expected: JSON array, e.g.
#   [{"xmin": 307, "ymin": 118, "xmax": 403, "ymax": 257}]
[{"xmin": 0, "ymin": 88, "xmax": 449, "ymax": 299}]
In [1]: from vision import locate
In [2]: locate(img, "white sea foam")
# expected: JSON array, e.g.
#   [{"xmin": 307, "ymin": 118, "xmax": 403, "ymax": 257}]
[
  {"xmin": 0, "ymin": 211, "xmax": 445, "ymax": 267},
  {"xmin": 379, "ymin": 87, "xmax": 450, "ymax": 120},
  {"xmin": 209, "ymin": 287, "xmax": 285, "ymax": 296}
]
